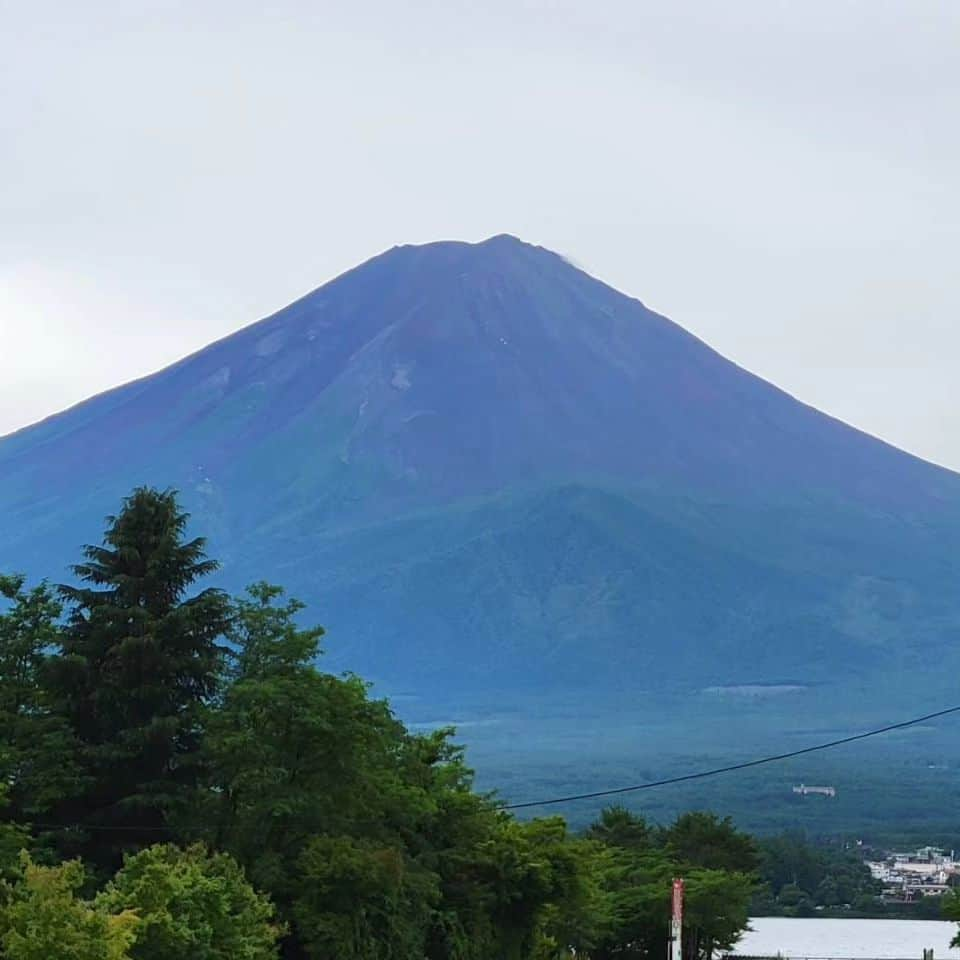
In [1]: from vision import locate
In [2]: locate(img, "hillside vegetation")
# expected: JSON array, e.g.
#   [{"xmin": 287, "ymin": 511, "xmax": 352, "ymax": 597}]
[
  {"xmin": 4, "ymin": 236, "xmax": 960, "ymax": 830},
  {"xmin": 0, "ymin": 487, "xmax": 762, "ymax": 960}
]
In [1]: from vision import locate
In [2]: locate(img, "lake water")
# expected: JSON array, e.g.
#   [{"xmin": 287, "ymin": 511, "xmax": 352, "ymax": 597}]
[{"xmin": 730, "ymin": 917, "xmax": 960, "ymax": 958}]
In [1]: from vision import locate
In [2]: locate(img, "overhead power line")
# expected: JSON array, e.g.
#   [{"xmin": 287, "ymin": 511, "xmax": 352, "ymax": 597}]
[
  {"xmin": 19, "ymin": 706, "xmax": 960, "ymax": 831},
  {"xmin": 498, "ymin": 704, "xmax": 960, "ymax": 810}
]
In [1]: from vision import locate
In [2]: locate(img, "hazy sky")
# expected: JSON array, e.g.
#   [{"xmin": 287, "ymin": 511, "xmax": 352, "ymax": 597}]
[{"xmin": 3, "ymin": 1, "xmax": 958, "ymax": 467}]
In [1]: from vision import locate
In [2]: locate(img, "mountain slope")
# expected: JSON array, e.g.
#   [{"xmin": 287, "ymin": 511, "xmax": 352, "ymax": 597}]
[{"xmin": 3, "ymin": 235, "xmax": 960, "ymax": 740}]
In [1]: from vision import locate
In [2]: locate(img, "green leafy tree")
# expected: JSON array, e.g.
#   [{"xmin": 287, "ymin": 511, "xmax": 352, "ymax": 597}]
[
  {"xmin": 815, "ymin": 876, "xmax": 840, "ymax": 907},
  {"xmin": 664, "ymin": 812, "xmax": 758, "ymax": 874},
  {"xmin": 943, "ymin": 889, "xmax": 960, "ymax": 945},
  {"xmin": 586, "ymin": 810, "xmax": 755, "ymax": 960},
  {"xmin": 96, "ymin": 843, "xmax": 281, "ymax": 960},
  {"xmin": 757, "ymin": 833, "xmax": 823, "ymax": 903},
  {"xmin": 46, "ymin": 487, "xmax": 232, "ymax": 867},
  {"xmin": 748, "ymin": 882, "xmax": 778, "ymax": 916},
  {"xmin": 0, "ymin": 575, "xmax": 82, "ymax": 823},
  {"xmin": 424, "ymin": 815, "xmax": 588, "ymax": 960},
  {"xmin": 586, "ymin": 807, "xmax": 653, "ymax": 852},
  {"xmin": 293, "ymin": 835, "xmax": 437, "ymax": 960},
  {"xmin": 226, "ymin": 582, "xmax": 324, "ymax": 682},
  {"xmin": 777, "ymin": 882, "xmax": 805, "ymax": 909},
  {"xmin": 0, "ymin": 853, "xmax": 139, "ymax": 960},
  {"xmin": 755, "ymin": 834, "xmax": 878, "ymax": 915},
  {"xmin": 592, "ymin": 843, "xmax": 674, "ymax": 960},
  {"xmin": 852, "ymin": 892, "xmax": 878, "ymax": 914},
  {"xmin": 0, "ymin": 786, "xmax": 29, "ymax": 882},
  {"xmin": 481, "ymin": 818, "xmax": 582, "ymax": 960},
  {"xmin": 202, "ymin": 584, "xmax": 591, "ymax": 960},
  {"xmin": 663, "ymin": 814, "xmax": 756, "ymax": 959},
  {"xmin": 201, "ymin": 584, "xmax": 444, "ymax": 957},
  {"xmin": 200, "ymin": 585, "xmax": 407, "ymax": 883},
  {"xmin": 682, "ymin": 868, "xmax": 754, "ymax": 960},
  {"xmin": 528, "ymin": 828, "xmax": 614, "ymax": 960},
  {"xmin": 404, "ymin": 736, "xmax": 513, "ymax": 960},
  {"xmin": 0, "ymin": 576, "xmax": 59, "ymax": 729}
]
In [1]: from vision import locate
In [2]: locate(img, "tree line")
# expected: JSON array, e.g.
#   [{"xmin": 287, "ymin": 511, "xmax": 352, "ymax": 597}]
[
  {"xmin": 1, "ymin": 487, "xmax": 770, "ymax": 958},
  {"xmin": 752, "ymin": 834, "xmax": 880, "ymax": 916}
]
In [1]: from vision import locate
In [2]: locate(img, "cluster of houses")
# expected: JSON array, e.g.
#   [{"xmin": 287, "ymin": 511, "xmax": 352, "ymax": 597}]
[{"xmin": 866, "ymin": 846, "xmax": 958, "ymax": 901}]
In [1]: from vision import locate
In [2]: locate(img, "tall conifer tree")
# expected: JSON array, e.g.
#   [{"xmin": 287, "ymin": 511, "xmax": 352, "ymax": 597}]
[{"xmin": 46, "ymin": 487, "xmax": 230, "ymax": 866}]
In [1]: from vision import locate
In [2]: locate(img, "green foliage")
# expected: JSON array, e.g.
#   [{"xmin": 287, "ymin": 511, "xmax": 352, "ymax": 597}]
[
  {"xmin": 0, "ymin": 786, "xmax": 29, "ymax": 882},
  {"xmin": 584, "ymin": 808, "xmax": 756, "ymax": 960},
  {"xmin": 524, "ymin": 823, "xmax": 614, "ymax": 960},
  {"xmin": 941, "ymin": 889, "xmax": 960, "ymax": 946},
  {"xmin": 0, "ymin": 487, "xmax": 769, "ymax": 959},
  {"xmin": 592, "ymin": 839, "xmax": 674, "ymax": 959},
  {"xmin": 44, "ymin": 488, "xmax": 232, "ymax": 866},
  {"xmin": 96, "ymin": 843, "xmax": 280, "ymax": 960},
  {"xmin": 664, "ymin": 812, "xmax": 759, "ymax": 874},
  {"xmin": 198, "ymin": 584, "xmax": 415, "ymax": 896},
  {"xmin": 227, "ymin": 581, "xmax": 325, "ymax": 680},
  {"xmin": 586, "ymin": 807, "xmax": 653, "ymax": 851},
  {"xmin": 682, "ymin": 869, "xmax": 754, "ymax": 960},
  {"xmin": 0, "ymin": 575, "xmax": 82, "ymax": 822},
  {"xmin": 0, "ymin": 854, "xmax": 139, "ymax": 960},
  {"xmin": 0, "ymin": 576, "xmax": 59, "ymax": 720},
  {"xmin": 455, "ymin": 817, "xmax": 573, "ymax": 960},
  {"xmin": 293, "ymin": 835, "xmax": 436, "ymax": 959},
  {"xmin": 754, "ymin": 833, "xmax": 879, "ymax": 915}
]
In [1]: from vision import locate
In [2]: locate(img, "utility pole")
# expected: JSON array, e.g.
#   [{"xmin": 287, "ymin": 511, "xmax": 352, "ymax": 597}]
[{"xmin": 670, "ymin": 877, "xmax": 684, "ymax": 960}]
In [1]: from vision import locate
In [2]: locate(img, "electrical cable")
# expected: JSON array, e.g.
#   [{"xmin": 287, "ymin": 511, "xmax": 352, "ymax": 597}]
[
  {"xmin": 19, "ymin": 705, "xmax": 960, "ymax": 829},
  {"xmin": 498, "ymin": 704, "xmax": 960, "ymax": 810}
]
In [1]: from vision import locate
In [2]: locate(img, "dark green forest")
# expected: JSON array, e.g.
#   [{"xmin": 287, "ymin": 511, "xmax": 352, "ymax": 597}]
[
  {"xmin": 751, "ymin": 836, "xmax": 881, "ymax": 917},
  {"xmin": 0, "ymin": 488, "xmax": 955, "ymax": 958}
]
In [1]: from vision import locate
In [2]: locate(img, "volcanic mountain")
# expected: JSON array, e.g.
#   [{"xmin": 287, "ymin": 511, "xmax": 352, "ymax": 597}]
[{"xmin": 3, "ymin": 235, "xmax": 960, "ymax": 726}]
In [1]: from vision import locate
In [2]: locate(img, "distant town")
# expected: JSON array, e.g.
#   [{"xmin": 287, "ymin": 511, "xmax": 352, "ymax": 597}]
[
  {"xmin": 866, "ymin": 846, "xmax": 959, "ymax": 901},
  {"xmin": 787, "ymin": 784, "xmax": 958, "ymax": 906}
]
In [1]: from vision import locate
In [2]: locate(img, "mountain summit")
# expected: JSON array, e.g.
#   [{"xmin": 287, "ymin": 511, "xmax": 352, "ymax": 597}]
[{"xmin": 3, "ymin": 236, "xmax": 960, "ymax": 713}]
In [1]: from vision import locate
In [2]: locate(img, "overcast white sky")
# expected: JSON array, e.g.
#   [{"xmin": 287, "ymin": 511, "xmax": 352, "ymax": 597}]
[{"xmin": 2, "ymin": 1, "xmax": 958, "ymax": 467}]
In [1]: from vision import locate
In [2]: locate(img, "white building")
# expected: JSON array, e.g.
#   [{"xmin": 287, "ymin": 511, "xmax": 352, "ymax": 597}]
[{"xmin": 792, "ymin": 784, "xmax": 837, "ymax": 797}]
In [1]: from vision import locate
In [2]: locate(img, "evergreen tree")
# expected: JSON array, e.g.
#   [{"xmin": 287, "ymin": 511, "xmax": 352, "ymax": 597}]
[{"xmin": 45, "ymin": 488, "xmax": 231, "ymax": 867}]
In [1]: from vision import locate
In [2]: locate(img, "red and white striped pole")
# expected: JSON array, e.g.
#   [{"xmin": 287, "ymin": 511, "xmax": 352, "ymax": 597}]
[{"xmin": 670, "ymin": 877, "xmax": 684, "ymax": 960}]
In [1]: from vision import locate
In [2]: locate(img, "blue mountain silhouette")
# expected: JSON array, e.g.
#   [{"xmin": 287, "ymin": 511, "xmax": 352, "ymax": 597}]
[{"xmin": 4, "ymin": 235, "xmax": 960, "ymax": 724}]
